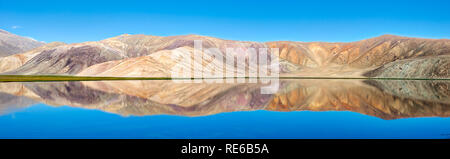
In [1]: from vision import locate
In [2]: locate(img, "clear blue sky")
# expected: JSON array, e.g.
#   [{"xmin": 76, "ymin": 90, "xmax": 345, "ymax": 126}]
[
  {"xmin": 2, "ymin": 104, "xmax": 450, "ymax": 138},
  {"xmin": 1, "ymin": 0, "xmax": 449, "ymax": 43}
]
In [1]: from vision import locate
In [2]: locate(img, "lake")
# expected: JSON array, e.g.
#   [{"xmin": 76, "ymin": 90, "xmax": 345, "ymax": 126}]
[{"xmin": 0, "ymin": 79, "xmax": 449, "ymax": 139}]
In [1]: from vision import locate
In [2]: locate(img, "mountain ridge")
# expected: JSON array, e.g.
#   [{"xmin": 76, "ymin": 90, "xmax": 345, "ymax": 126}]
[
  {"xmin": 0, "ymin": 31, "xmax": 448, "ymax": 78},
  {"xmin": 0, "ymin": 29, "xmax": 45, "ymax": 57}
]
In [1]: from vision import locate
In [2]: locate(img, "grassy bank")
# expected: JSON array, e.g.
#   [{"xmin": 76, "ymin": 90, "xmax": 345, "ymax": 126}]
[{"xmin": 0, "ymin": 75, "xmax": 449, "ymax": 82}]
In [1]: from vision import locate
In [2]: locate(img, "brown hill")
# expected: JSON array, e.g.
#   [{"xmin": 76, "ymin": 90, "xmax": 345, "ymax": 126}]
[
  {"xmin": 6, "ymin": 34, "xmax": 273, "ymax": 75},
  {"xmin": 1, "ymin": 34, "xmax": 449, "ymax": 78},
  {"xmin": 0, "ymin": 29, "xmax": 44, "ymax": 57},
  {"xmin": 267, "ymin": 35, "xmax": 450, "ymax": 68},
  {"xmin": 0, "ymin": 79, "xmax": 448, "ymax": 119},
  {"xmin": 0, "ymin": 42, "xmax": 65, "ymax": 73},
  {"xmin": 363, "ymin": 55, "xmax": 449, "ymax": 78},
  {"xmin": 79, "ymin": 34, "xmax": 450, "ymax": 78}
]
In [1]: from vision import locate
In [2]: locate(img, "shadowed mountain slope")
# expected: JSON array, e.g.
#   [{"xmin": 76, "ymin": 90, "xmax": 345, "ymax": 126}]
[
  {"xmin": 0, "ymin": 42, "xmax": 66, "ymax": 73},
  {"xmin": 267, "ymin": 35, "xmax": 450, "ymax": 68},
  {"xmin": 364, "ymin": 55, "xmax": 449, "ymax": 78},
  {"xmin": 0, "ymin": 29, "xmax": 44, "ymax": 57},
  {"xmin": 81, "ymin": 35, "xmax": 450, "ymax": 78},
  {"xmin": 1, "ymin": 33, "xmax": 448, "ymax": 78}
]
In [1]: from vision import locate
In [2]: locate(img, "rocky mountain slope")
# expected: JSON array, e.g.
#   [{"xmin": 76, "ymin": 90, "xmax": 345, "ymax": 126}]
[
  {"xmin": 266, "ymin": 35, "xmax": 450, "ymax": 78},
  {"xmin": 0, "ymin": 29, "xmax": 44, "ymax": 57},
  {"xmin": 4, "ymin": 34, "xmax": 275, "ymax": 75},
  {"xmin": 0, "ymin": 32, "xmax": 448, "ymax": 78},
  {"xmin": 6, "ymin": 43, "xmax": 125, "ymax": 74},
  {"xmin": 79, "ymin": 35, "xmax": 450, "ymax": 78},
  {"xmin": 81, "ymin": 35, "xmax": 450, "ymax": 78},
  {"xmin": 267, "ymin": 35, "xmax": 450, "ymax": 68},
  {"xmin": 364, "ymin": 55, "xmax": 449, "ymax": 78},
  {"xmin": 0, "ymin": 42, "xmax": 65, "ymax": 73},
  {"xmin": 0, "ymin": 79, "xmax": 448, "ymax": 119}
]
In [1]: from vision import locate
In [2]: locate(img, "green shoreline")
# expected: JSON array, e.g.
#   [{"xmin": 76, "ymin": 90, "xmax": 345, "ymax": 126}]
[{"xmin": 0, "ymin": 75, "xmax": 449, "ymax": 82}]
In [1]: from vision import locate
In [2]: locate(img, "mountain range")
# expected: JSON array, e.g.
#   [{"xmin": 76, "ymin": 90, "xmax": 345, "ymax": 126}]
[
  {"xmin": 0, "ymin": 29, "xmax": 448, "ymax": 78},
  {"xmin": 0, "ymin": 29, "xmax": 45, "ymax": 57}
]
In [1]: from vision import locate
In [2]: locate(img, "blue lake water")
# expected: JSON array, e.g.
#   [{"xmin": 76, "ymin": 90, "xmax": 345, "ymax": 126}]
[{"xmin": 0, "ymin": 79, "xmax": 449, "ymax": 139}]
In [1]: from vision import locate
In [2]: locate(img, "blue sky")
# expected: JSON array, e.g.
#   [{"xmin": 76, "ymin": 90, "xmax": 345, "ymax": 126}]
[{"xmin": 1, "ymin": 0, "xmax": 449, "ymax": 43}]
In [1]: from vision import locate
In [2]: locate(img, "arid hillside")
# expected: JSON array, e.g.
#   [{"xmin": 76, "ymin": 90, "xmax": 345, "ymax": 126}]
[
  {"xmin": 0, "ymin": 29, "xmax": 45, "ymax": 57},
  {"xmin": 0, "ymin": 32, "xmax": 448, "ymax": 78}
]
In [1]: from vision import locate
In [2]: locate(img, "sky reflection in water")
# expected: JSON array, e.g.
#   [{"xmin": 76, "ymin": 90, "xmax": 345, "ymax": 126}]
[{"xmin": 0, "ymin": 79, "xmax": 449, "ymax": 139}]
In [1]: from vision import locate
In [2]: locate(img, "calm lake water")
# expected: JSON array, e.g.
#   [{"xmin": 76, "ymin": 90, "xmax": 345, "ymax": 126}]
[{"xmin": 0, "ymin": 79, "xmax": 449, "ymax": 139}]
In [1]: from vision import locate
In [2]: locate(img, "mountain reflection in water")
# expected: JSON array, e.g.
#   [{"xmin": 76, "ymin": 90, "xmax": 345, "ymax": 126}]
[{"xmin": 0, "ymin": 79, "xmax": 448, "ymax": 120}]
